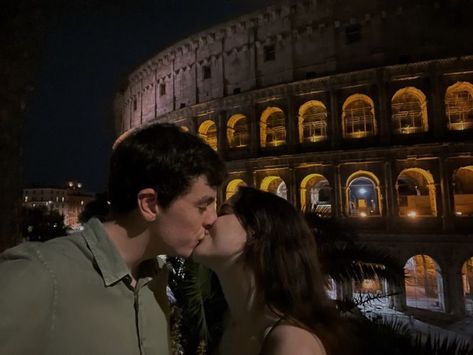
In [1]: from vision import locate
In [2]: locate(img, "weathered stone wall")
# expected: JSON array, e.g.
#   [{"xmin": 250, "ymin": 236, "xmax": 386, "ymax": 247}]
[{"xmin": 115, "ymin": 0, "xmax": 473, "ymax": 132}]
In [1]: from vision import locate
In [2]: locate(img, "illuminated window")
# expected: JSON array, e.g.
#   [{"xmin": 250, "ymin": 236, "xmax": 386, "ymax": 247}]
[
  {"xmin": 260, "ymin": 107, "xmax": 286, "ymax": 147},
  {"xmin": 462, "ymin": 257, "xmax": 473, "ymax": 315},
  {"xmin": 342, "ymin": 94, "xmax": 377, "ymax": 139},
  {"xmin": 352, "ymin": 276, "xmax": 389, "ymax": 311},
  {"xmin": 227, "ymin": 114, "xmax": 249, "ymax": 148},
  {"xmin": 300, "ymin": 174, "xmax": 331, "ymax": 217},
  {"xmin": 261, "ymin": 176, "xmax": 287, "ymax": 200},
  {"xmin": 453, "ymin": 166, "xmax": 473, "ymax": 217},
  {"xmin": 391, "ymin": 87, "xmax": 428, "ymax": 134},
  {"xmin": 346, "ymin": 172, "xmax": 381, "ymax": 216},
  {"xmin": 298, "ymin": 101, "xmax": 328, "ymax": 143},
  {"xmin": 198, "ymin": 120, "xmax": 218, "ymax": 151},
  {"xmin": 225, "ymin": 179, "xmax": 246, "ymax": 200},
  {"xmin": 404, "ymin": 255, "xmax": 444, "ymax": 312},
  {"xmin": 445, "ymin": 82, "xmax": 473, "ymax": 130},
  {"xmin": 396, "ymin": 168, "xmax": 437, "ymax": 217}
]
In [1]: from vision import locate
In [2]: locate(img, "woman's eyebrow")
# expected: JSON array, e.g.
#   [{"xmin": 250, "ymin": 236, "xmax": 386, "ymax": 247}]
[{"xmin": 218, "ymin": 203, "xmax": 234, "ymax": 214}]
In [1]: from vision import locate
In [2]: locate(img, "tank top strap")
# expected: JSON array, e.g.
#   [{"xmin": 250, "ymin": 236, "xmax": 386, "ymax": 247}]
[{"xmin": 259, "ymin": 317, "xmax": 284, "ymax": 355}]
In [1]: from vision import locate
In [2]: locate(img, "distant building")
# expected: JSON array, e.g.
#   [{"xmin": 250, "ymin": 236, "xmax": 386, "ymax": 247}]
[{"xmin": 23, "ymin": 181, "xmax": 95, "ymax": 229}]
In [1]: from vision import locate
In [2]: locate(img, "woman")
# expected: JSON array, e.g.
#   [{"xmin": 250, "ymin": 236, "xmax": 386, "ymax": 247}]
[{"xmin": 193, "ymin": 186, "xmax": 350, "ymax": 355}]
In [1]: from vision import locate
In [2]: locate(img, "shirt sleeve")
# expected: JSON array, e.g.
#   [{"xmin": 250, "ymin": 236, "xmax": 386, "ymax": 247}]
[{"xmin": 0, "ymin": 244, "xmax": 55, "ymax": 355}]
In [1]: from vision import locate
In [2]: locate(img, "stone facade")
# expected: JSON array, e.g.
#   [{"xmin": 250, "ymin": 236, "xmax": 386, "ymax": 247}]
[{"xmin": 115, "ymin": 0, "xmax": 473, "ymax": 319}]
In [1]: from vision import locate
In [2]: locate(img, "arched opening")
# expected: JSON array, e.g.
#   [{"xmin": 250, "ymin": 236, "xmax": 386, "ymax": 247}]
[
  {"xmin": 445, "ymin": 81, "xmax": 473, "ymax": 131},
  {"xmin": 261, "ymin": 176, "xmax": 287, "ymax": 200},
  {"xmin": 404, "ymin": 255, "xmax": 444, "ymax": 312},
  {"xmin": 298, "ymin": 100, "xmax": 328, "ymax": 143},
  {"xmin": 453, "ymin": 166, "xmax": 473, "ymax": 217},
  {"xmin": 396, "ymin": 168, "xmax": 437, "ymax": 217},
  {"xmin": 461, "ymin": 257, "xmax": 473, "ymax": 315},
  {"xmin": 227, "ymin": 114, "xmax": 249, "ymax": 148},
  {"xmin": 342, "ymin": 94, "xmax": 377, "ymax": 139},
  {"xmin": 260, "ymin": 107, "xmax": 286, "ymax": 147},
  {"xmin": 345, "ymin": 171, "xmax": 382, "ymax": 217},
  {"xmin": 225, "ymin": 179, "xmax": 246, "ymax": 200},
  {"xmin": 353, "ymin": 276, "xmax": 389, "ymax": 311},
  {"xmin": 391, "ymin": 87, "xmax": 429, "ymax": 134},
  {"xmin": 300, "ymin": 174, "xmax": 331, "ymax": 217},
  {"xmin": 198, "ymin": 120, "xmax": 217, "ymax": 150}
]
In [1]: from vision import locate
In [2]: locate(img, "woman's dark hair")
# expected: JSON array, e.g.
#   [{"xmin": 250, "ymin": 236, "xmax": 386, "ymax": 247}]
[
  {"xmin": 108, "ymin": 123, "xmax": 227, "ymax": 214},
  {"xmin": 230, "ymin": 186, "xmax": 351, "ymax": 355}
]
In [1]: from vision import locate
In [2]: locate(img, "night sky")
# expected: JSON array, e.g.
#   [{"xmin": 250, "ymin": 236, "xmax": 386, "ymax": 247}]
[{"xmin": 23, "ymin": 0, "xmax": 275, "ymax": 193}]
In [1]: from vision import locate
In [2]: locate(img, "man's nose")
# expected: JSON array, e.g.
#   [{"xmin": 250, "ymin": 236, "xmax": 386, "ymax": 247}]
[{"xmin": 203, "ymin": 206, "xmax": 218, "ymax": 229}]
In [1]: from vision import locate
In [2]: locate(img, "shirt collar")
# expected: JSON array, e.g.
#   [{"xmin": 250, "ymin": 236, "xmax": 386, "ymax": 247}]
[
  {"xmin": 82, "ymin": 218, "xmax": 132, "ymax": 287},
  {"xmin": 82, "ymin": 218, "xmax": 166, "ymax": 287}
]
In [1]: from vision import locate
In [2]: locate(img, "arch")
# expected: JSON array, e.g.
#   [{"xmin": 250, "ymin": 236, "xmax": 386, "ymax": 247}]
[
  {"xmin": 445, "ymin": 81, "xmax": 473, "ymax": 131},
  {"xmin": 391, "ymin": 87, "xmax": 429, "ymax": 134},
  {"xmin": 227, "ymin": 114, "xmax": 249, "ymax": 148},
  {"xmin": 404, "ymin": 255, "xmax": 444, "ymax": 312},
  {"xmin": 396, "ymin": 168, "xmax": 437, "ymax": 217},
  {"xmin": 300, "ymin": 173, "xmax": 332, "ymax": 217},
  {"xmin": 342, "ymin": 94, "xmax": 377, "ymax": 139},
  {"xmin": 260, "ymin": 176, "xmax": 287, "ymax": 200},
  {"xmin": 298, "ymin": 100, "xmax": 328, "ymax": 143},
  {"xmin": 225, "ymin": 179, "xmax": 246, "ymax": 200},
  {"xmin": 260, "ymin": 107, "xmax": 286, "ymax": 147},
  {"xmin": 461, "ymin": 256, "xmax": 473, "ymax": 315},
  {"xmin": 453, "ymin": 166, "xmax": 473, "ymax": 216},
  {"xmin": 198, "ymin": 120, "xmax": 217, "ymax": 150},
  {"xmin": 352, "ymin": 276, "xmax": 390, "ymax": 311},
  {"xmin": 345, "ymin": 171, "xmax": 382, "ymax": 216}
]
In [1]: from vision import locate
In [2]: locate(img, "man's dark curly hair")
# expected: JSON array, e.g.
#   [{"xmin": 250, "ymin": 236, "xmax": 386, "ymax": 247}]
[{"xmin": 108, "ymin": 123, "xmax": 227, "ymax": 214}]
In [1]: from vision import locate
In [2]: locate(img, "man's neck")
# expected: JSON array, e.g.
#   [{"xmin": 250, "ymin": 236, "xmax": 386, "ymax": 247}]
[{"xmin": 103, "ymin": 214, "xmax": 151, "ymax": 280}]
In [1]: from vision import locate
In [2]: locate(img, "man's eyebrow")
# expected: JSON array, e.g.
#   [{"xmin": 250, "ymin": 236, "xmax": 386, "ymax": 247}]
[{"xmin": 196, "ymin": 196, "xmax": 216, "ymax": 205}]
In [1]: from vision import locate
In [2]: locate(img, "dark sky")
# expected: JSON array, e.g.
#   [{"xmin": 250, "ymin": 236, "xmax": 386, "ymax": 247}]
[{"xmin": 23, "ymin": 0, "xmax": 275, "ymax": 193}]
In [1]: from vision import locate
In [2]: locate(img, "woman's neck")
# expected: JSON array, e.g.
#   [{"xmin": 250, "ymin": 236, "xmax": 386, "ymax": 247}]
[{"xmin": 215, "ymin": 265, "xmax": 274, "ymax": 325}]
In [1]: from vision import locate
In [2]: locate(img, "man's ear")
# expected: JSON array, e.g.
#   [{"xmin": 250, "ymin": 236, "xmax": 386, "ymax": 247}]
[{"xmin": 137, "ymin": 188, "xmax": 159, "ymax": 221}]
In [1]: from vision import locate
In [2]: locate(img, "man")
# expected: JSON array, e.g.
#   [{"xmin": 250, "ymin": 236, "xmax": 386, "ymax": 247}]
[{"xmin": 0, "ymin": 123, "xmax": 227, "ymax": 354}]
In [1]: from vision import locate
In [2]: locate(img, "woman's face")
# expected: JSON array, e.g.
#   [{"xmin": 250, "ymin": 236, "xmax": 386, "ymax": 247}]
[{"xmin": 192, "ymin": 201, "xmax": 248, "ymax": 269}]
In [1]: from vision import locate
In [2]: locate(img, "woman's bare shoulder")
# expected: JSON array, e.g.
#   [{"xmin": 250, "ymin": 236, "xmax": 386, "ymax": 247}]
[{"xmin": 262, "ymin": 324, "xmax": 327, "ymax": 355}]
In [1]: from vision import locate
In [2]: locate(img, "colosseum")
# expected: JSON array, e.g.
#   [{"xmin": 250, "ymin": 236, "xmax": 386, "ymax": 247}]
[{"xmin": 115, "ymin": 0, "xmax": 473, "ymax": 323}]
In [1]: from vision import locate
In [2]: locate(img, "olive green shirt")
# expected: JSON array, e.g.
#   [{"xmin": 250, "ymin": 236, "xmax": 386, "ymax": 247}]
[{"xmin": 0, "ymin": 218, "xmax": 170, "ymax": 355}]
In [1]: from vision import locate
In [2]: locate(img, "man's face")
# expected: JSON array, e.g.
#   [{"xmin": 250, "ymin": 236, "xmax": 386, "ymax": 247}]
[{"xmin": 152, "ymin": 175, "xmax": 218, "ymax": 257}]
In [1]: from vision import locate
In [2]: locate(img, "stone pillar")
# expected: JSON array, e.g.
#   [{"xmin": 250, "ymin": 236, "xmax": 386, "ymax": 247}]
[
  {"xmin": 439, "ymin": 154, "xmax": 454, "ymax": 232},
  {"xmin": 286, "ymin": 94, "xmax": 297, "ymax": 152},
  {"xmin": 288, "ymin": 164, "xmax": 297, "ymax": 207},
  {"xmin": 333, "ymin": 163, "xmax": 343, "ymax": 218},
  {"xmin": 329, "ymin": 88, "xmax": 341, "ymax": 148},
  {"xmin": 249, "ymin": 101, "xmax": 260, "ymax": 157},
  {"xmin": 384, "ymin": 159, "xmax": 395, "ymax": 231},
  {"xmin": 429, "ymin": 65, "xmax": 444, "ymax": 141},
  {"xmin": 216, "ymin": 110, "xmax": 227, "ymax": 157},
  {"xmin": 376, "ymin": 69, "xmax": 390, "ymax": 145},
  {"xmin": 442, "ymin": 262, "xmax": 465, "ymax": 317}
]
